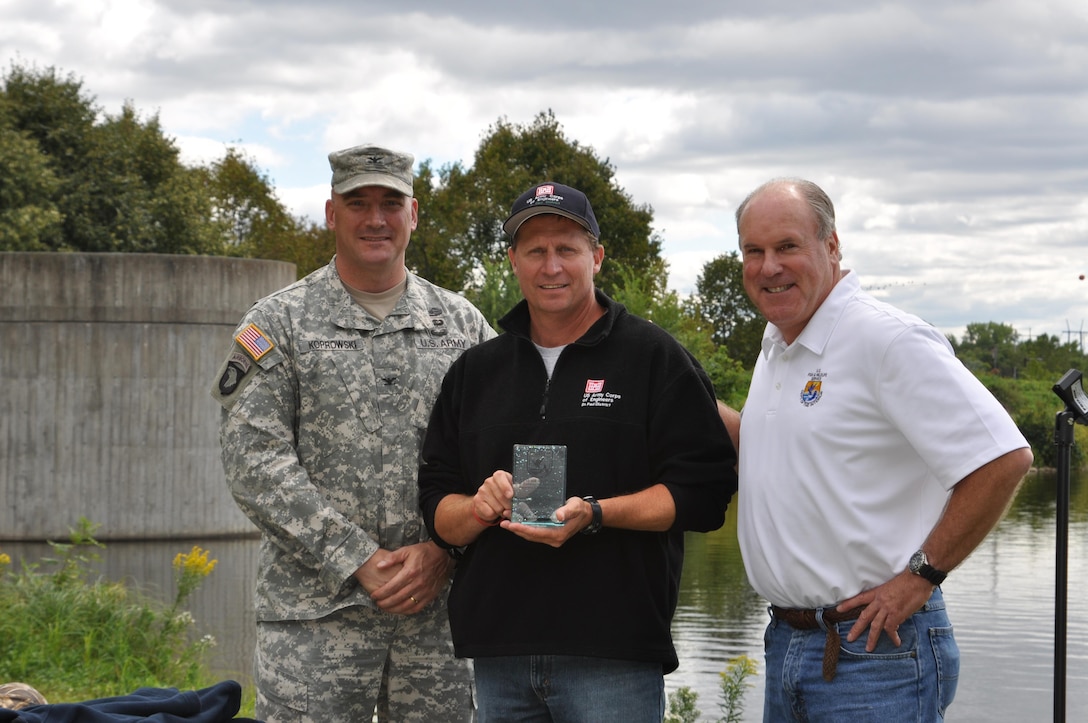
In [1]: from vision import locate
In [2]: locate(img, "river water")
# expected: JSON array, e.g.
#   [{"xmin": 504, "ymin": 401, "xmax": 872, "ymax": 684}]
[
  {"xmin": 4, "ymin": 470, "xmax": 1084, "ymax": 721},
  {"xmin": 668, "ymin": 469, "xmax": 1088, "ymax": 721}
]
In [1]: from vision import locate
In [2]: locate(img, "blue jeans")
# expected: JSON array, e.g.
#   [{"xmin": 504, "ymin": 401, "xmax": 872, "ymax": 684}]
[
  {"xmin": 474, "ymin": 655, "xmax": 665, "ymax": 722},
  {"xmin": 762, "ymin": 587, "xmax": 959, "ymax": 722}
]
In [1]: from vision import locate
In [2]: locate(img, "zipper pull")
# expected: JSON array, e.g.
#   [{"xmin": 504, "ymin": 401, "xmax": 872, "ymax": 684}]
[{"xmin": 539, "ymin": 378, "xmax": 550, "ymax": 418}]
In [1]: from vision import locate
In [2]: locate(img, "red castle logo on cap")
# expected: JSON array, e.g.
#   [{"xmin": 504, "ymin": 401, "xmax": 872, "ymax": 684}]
[{"xmin": 536, "ymin": 185, "xmax": 555, "ymax": 197}]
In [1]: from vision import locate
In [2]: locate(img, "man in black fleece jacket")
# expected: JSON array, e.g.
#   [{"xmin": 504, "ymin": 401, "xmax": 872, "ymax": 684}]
[{"xmin": 418, "ymin": 181, "xmax": 738, "ymax": 723}]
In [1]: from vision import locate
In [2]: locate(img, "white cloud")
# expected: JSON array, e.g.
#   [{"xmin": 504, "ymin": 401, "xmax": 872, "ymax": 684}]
[{"xmin": 3, "ymin": 0, "xmax": 1086, "ymax": 343}]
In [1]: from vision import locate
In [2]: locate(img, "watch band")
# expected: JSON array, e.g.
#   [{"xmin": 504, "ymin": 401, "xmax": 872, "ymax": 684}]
[
  {"xmin": 909, "ymin": 549, "xmax": 948, "ymax": 585},
  {"xmin": 581, "ymin": 495, "xmax": 602, "ymax": 535},
  {"xmin": 915, "ymin": 563, "xmax": 947, "ymax": 586}
]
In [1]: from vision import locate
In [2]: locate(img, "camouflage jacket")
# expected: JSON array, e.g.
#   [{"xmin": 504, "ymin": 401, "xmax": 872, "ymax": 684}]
[{"xmin": 211, "ymin": 260, "xmax": 494, "ymax": 621}]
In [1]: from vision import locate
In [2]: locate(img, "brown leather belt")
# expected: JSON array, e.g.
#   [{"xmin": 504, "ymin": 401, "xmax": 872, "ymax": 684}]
[{"xmin": 770, "ymin": 604, "xmax": 867, "ymax": 682}]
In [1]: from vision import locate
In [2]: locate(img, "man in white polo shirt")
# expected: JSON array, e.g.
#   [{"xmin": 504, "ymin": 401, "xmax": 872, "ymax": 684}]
[{"xmin": 730, "ymin": 178, "xmax": 1033, "ymax": 722}]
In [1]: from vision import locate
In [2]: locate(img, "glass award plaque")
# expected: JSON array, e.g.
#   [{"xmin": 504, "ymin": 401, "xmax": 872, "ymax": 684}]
[{"xmin": 511, "ymin": 444, "xmax": 568, "ymax": 526}]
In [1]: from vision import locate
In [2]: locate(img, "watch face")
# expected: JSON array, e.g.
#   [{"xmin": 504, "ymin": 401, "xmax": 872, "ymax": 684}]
[{"xmin": 909, "ymin": 550, "xmax": 926, "ymax": 572}]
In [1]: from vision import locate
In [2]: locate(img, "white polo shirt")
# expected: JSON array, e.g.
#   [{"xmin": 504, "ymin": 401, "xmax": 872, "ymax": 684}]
[{"xmin": 738, "ymin": 271, "xmax": 1029, "ymax": 609}]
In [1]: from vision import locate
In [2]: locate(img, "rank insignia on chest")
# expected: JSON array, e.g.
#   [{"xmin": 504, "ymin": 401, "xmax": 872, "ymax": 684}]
[{"xmin": 235, "ymin": 322, "xmax": 274, "ymax": 361}]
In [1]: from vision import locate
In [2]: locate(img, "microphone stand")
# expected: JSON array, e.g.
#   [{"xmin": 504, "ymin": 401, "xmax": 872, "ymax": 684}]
[
  {"xmin": 1051, "ymin": 368, "xmax": 1088, "ymax": 723},
  {"xmin": 1052, "ymin": 407, "xmax": 1073, "ymax": 723}
]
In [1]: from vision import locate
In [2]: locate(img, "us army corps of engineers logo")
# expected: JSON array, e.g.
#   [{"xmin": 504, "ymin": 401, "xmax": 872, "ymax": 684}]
[
  {"xmin": 800, "ymin": 368, "xmax": 827, "ymax": 407},
  {"xmin": 581, "ymin": 378, "xmax": 621, "ymax": 408}
]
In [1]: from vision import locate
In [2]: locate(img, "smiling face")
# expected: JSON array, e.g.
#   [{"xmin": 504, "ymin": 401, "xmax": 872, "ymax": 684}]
[
  {"xmin": 738, "ymin": 184, "xmax": 841, "ymax": 344},
  {"xmin": 325, "ymin": 185, "xmax": 417, "ymax": 290},
  {"xmin": 508, "ymin": 214, "xmax": 604, "ymax": 323}
]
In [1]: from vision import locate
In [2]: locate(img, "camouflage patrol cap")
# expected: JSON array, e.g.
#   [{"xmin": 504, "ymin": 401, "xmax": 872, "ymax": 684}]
[
  {"xmin": 328, "ymin": 144, "xmax": 414, "ymax": 197},
  {"xmin": 0, "ymin": 682, "xmax": 48, "ymax": 710}
]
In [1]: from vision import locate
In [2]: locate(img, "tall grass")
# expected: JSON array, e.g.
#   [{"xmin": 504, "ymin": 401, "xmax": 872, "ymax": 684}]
[{"xmin": 0, "ymin": 518, "xmax": 220, "ymax": 704}]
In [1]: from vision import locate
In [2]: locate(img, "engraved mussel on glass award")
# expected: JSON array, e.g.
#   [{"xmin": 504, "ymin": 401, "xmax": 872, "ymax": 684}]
[{"xmin": 511, "ymin": 444, "xmax": 568, "ymax": 526}]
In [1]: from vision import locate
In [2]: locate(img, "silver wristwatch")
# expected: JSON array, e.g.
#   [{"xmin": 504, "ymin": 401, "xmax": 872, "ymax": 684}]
[{"xmin": 908, "ymin": 549, "xmax": 947, "ymax": 585}]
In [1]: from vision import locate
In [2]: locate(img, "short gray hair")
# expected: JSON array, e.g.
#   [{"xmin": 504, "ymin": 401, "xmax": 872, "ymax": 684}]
[{"xmin": 735, "ymin": 178, "xmax": 837, "ymax": 241}]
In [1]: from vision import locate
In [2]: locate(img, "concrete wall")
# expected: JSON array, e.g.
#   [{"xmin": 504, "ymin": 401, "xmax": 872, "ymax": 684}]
[{"xmin": 0, "ymin": 253, "xmax": 297, "ymax": 540}]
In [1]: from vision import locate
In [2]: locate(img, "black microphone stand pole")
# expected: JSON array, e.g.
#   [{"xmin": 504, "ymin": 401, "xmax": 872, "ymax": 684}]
[
  {"xmin": 1053, "ymin": 408, "xmax": 1074, "ymax": 723},
  {"xmin": 1051, "ymin": 368, "xmax": 1088, "ymax": 723}
]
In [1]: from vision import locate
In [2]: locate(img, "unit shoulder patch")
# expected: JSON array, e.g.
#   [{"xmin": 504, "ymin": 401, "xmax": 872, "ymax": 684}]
[{"xmin": 211, "ymin": 349, "xmax": 260, "ymax": 408}]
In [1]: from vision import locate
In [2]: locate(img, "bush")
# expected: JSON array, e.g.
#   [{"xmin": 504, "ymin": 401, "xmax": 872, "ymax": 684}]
[
  {"xmin": 981, "ymin": 375, "xmax": 1087, "ymax": 469},
  {"xmin": 0, "ymin": 518, "xmax": 218, "ymax": 703},
  {"xmin": 666, "ymin": 654, "xmax": 758, "ymax": 723}
]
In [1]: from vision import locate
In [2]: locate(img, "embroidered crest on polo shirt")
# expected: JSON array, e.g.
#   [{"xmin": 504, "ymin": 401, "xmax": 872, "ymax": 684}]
[
  {"xmin": 581, "ymin": 379, "xmax": 621, "ymax": 408},
  {"xmin": 800, "ymin": 368, "xmax": 826, "ymax": 407},
  {"xmin": 235, "ymin": 323, "xmax": 274, "ymax": 361}
]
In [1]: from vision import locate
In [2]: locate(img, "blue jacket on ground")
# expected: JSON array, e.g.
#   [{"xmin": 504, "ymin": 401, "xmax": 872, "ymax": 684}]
[{"xmin": 0, "ymin": 681, "xmax": 258, "ymax": 723}]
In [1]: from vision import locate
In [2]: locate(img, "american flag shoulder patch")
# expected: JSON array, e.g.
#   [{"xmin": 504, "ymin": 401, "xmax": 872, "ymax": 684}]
[{"xmin": 235, "ymin": 322, "xmax": 274, "ymax": 361}]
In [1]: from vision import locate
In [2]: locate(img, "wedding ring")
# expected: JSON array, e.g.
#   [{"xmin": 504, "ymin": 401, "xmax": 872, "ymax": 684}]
[{"xmin": 410, "ymin": 595, "xmax": 419, "ymax": 604}]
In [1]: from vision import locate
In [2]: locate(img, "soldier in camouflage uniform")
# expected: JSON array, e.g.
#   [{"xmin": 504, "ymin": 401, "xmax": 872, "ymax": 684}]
[{"xmin": 211, "ymin": 144, "xmax": 494, "ymax": 722}]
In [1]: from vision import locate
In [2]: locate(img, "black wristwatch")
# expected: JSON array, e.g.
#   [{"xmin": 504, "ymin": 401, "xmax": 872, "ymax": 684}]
[
  {"xmin": 581, "ymin": 495, "xmax": 602, "ymax": 535},
  {"xmin": 908, "ymin": 549, "xmax": 947, "ymax": 586}
]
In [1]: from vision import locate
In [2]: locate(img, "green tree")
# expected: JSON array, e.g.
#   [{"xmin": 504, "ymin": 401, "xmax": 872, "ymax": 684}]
[
  {"xmin": 979, "ymin": 376, "xmax": 1082, "ymax": 469},
  {"xmin": 199, "ymin": 146, "xmax": 302, "ymax": 260},
  {"xmin": 610, "ymin": 259, "xmax": 748, "ymax": 405},
  {"xmin": 408, "ymin": 159, "xmax": 476, "ymax": 290},
  {"xmin": 1016, "ymin": 333, "xmax": 1088, "ymax": 382},
  {"xmin": 950, "ymin": 321, "xmax": 1020, "ymax": 376},
  {"xmin": 948, "ymin": 321, "xmax": 1086, "ymax": 383},
  {"xmin": 610, "ymin": 258, "xmax": 678, "ymax": 329},
  {"xmin": 1, "ymin": 63, "xmax": 94, "ymax": 250},
  {"xmin": 446, "ymin": 110, "xmax": 663, "ymax": 294},
  {"xmin": 463, "ymin": 256, "xmax": 522, "ymax": 329},
  {"xmin": 1, "ymin": 63, "xmax": 95, "ymax": 180},
  {"xmin": 695, "ymin": 251, "xmax": 765, "ymax": 364},
  {"xmin": 286, "ymin": 220, "xmax": 336, "ymax": 279},
  {"xmin": 1, "ymin": 62, "xmax": 220, "ymax": 254},
  {"xmin": 0, "ymin": 103, "xmax": 62, "ymax": 249},
  {"xmin": 80, "ymin": 102, "xmax": 220, "ymax": 254}
]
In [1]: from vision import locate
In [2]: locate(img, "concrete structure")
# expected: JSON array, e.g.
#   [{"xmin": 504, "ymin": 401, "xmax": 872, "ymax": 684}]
[{"xmin": 0, "ymin": 253, "xmax": 297, "ymax": 540}]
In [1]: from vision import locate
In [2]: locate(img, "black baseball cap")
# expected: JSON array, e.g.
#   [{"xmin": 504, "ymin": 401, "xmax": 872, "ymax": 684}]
[{"xmin": 502, "ymin": 182, "xmax": 600, "ymax": 239}]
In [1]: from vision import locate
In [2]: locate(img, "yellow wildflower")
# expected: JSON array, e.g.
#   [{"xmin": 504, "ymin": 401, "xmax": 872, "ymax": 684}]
[
  {"xmin": 172, "ymin": 546, "xmax": 217, "ymax": 606},
  {"xmin": 173, "ymin": 545, "xmax": 217, "ymax": 578}
]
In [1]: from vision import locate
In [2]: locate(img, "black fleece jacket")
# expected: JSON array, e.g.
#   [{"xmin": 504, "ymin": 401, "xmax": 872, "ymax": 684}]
[{"xmin": 419, "ymin": 291, "xmax": 737, "ymax": 672}]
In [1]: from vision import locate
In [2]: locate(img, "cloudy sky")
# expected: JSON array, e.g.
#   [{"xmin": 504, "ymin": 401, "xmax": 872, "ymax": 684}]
[{"xmin": 4, "ymin": 0, "xmax": 1087, "ymax": 344}]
